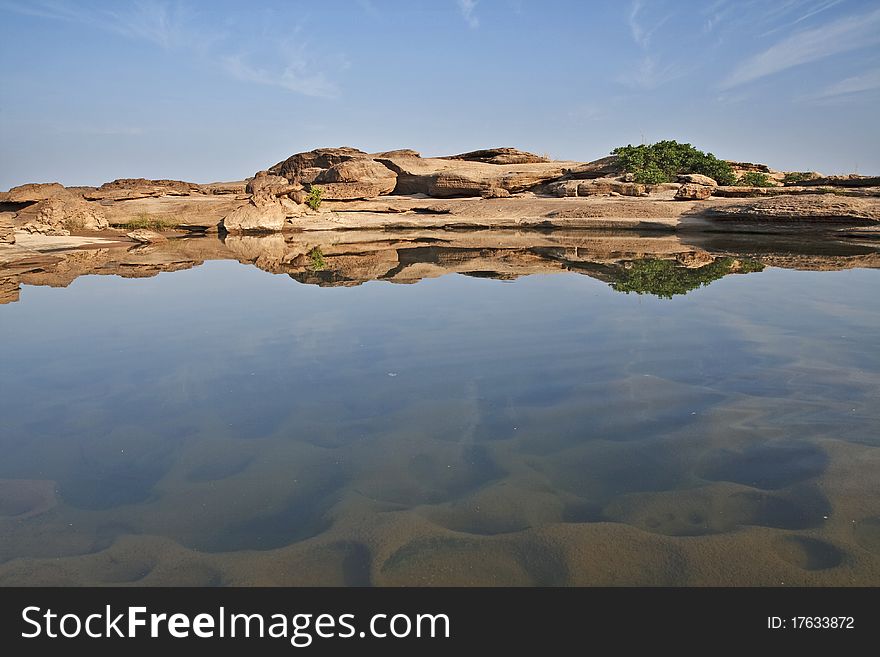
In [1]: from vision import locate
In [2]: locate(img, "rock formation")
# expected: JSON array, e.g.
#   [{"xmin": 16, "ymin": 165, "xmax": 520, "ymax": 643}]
[{"xmin": 2, "ymin": 145, "xmax": 878, "ymax": 239}]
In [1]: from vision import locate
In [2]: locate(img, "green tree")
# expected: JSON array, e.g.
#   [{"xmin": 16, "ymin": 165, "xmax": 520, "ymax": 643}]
[
  {"xmin": 737, "ymin": 172, "xmax": 774, "ymax": 187},
  {"xmin": 612, "ymin": 140, "xmax": 737, "ymax": 185}
]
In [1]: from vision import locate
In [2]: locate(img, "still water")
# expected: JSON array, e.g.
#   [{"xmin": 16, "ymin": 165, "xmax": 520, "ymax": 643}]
[{"xmin": 1, "ymin": 233, "xmax": 879, "ymax": 585}]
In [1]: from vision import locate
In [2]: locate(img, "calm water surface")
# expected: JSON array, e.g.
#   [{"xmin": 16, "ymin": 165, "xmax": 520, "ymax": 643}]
[{"xmin": 1, "ymin": 241, "xmax": 879, "ymax": 585}]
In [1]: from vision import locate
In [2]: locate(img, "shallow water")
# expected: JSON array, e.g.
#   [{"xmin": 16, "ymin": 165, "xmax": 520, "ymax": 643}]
[{"xmin": 1, "ymin": 233, "xmax": 879, "ymax": 585}]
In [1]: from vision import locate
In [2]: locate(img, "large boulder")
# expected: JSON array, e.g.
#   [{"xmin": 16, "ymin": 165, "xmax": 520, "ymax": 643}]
[
  {"xmin": 5, "ymin": 182, "xmax": 67, "ymax": 203},
  {"xmin": 222, "ymin": 201, "xmax": 287, "ymax": 232},
  {"xmin": 677, "ymin": 174, "xmax": 717, "ymax": 186},
  {"xmin": 547, "ymin": 178, "xmax": 647, "ymax": 197},
  {"xmin": 560, "ymin": 156, "xmax": 621, "ymax": 180},
  {"xmin": 245, "ymin": 172, "xmax": 291, "ymax": 195},
  {"xmin": 443, "ymin": 147, "xmax": 549, "ymax": 165},
  {"xmin": 15, "ymin": 196, "xmax": 108, "ymax": 233},
  {"xmin": 268, "ymin": 147, "xmax": 368, "ymax": 183},
  {"xmin": 377, "ymin": 154, "xmax": 572, "ymax": 197},
  {"xmin": 314, "ymin": 159, "xmax": 397, "ymax": 199},
  {"xmin": 126, "ymin": 229, "xmax": 167, "ymax": 244},
  {"xmin": 675, "ymin": 183, "xmax": 714, "ymax": 200}
]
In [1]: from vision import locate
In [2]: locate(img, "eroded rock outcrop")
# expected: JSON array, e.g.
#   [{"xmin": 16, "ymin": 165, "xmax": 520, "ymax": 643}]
[
  {"xmin": 443, "ymin": 148, "xmax": 549, "ymax": 165},
  {"xmin": 0, "ymin": 213, "xmax": 14, "ymax": 244},
  {"xmin": 705, "ymin": 194, "xmax": 880, "ymax": 222},
  {"xmin": 83, "ymin": 178, "xmax": 203, "ymax": 201},
  {"xmin": 16, "ymin": 196, "xmax": 108, "ymax": 234},
  {"xmin": 222, "ymin": 200, "xmax": 288, "ymax": 232},
  {"xmin": 675, "ymin": 184, "xmax": 714, "ymax": 200},
  {"xmin": 315, "ymin": 159, "xmax": 398, "ymax": 199}
]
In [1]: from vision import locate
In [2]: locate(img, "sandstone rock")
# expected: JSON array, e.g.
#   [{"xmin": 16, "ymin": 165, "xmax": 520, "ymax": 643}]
[
  {"xmin": 798, "ymin": 174, "xmax": 880, "ymax": 188},
  {"xmin": 20, "ymin": 222, "xmax": 70, "ymax": 236},
  {"xmin": 677, "ymin": 174, "xmax": 717, "ymax": 186},
  {"xmin": 726, "ymin": 161, "xmax": 771, "ymax": 174},
  {"xmin": 288, "ymin": 188, "xmax": 308, "ymax": 205},
  {"xmin": 378, "ymin": 155, "xmax": 572, "ymax": 197},
  {"xmin": 222, "ymin": 201, "xmax": 287, "ymax": 232},
  {"xmin": 314, "ymin": 181, "xmax": 395, "ymax": 200},
  {"xmin": 0, "ymin": 276, "xmax": 19, "ymax": 304},
  {"xmin": 5, "ymin": 183, "xmax": 67, "ymax": 203},
  {"xmin": 577, "ymin": 181, "xmax": 613, "ymax": 196},
  {"xmin": 15, "ymin": 196, "xmax": 108, "ymax": 232},
  {"xmin": 83, "ymin": 178, "xmax": 202, "ymax": 201},
  {"xmin": 297, "ymin": 167, "xmax": 326, "ymax": 184},
  {"xmin": 314, "ymin": 160, "xmax": 397, "ymax": 199},
  {"xmin": 0, "ymin": 213, "xmax": 14, "ymax": 244},
  {"xmin": 246, "ymin": 173, "xmax": 300, "ymax": 206},
  {"xmin": 550, "ymin": 178, "xmax": 647, "ymax": 198},
  {"xmin": 443, "ymin": 147, "xmax": 549, "ymax": 165},
  {"xmin": 561, "ymin": 156, "xmax": 621, "ymax": 180},
  {"xmin": 675, "ymin": 183, "xmax": 714, "ymax": 200},
  {"xmin": 481, "ymin": 187, "xmax": 511, "ymax": 199},
  {"xmin": 127, "ymin": 229, "xmax": 167, "ymax": 243},
  {"xmin": 269, "ymin": 147, "xmax": 367, "ymax": 183},
  {"xmin": 427, "ymin": 173, "xmax": 486, "ymax": 197},
  {"xmin": 200, "ymin": 181, "xmax": 248, "ymax": 195},
  {"xmin": 705, "ymin": 194, "xmax": 880, "ymax": 222},
  {"xmin": 711, "ymin": 185, "xmax": 846, "ymax": 198},
  {"xmin": 246, "ymin": 172, "xmax": 288, "ymax": 194},
  {"xmin": 371, "ymin": 149, "xmax": 421, "ymax": 159}
]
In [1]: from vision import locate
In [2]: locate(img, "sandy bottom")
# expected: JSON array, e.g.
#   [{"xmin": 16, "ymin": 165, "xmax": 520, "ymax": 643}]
[
  {"xmin": 1, "ymin": 394, "xmax": 878, "ymax": 586},
  {"xmin": 0, "ymin": 258, "xmax": 878, "ymax": 587}
]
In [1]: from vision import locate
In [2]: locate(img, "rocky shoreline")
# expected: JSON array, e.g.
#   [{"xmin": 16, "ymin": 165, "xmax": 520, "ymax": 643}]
[{"xmin": 1, "ymin": 146, "xmax": 878, "ymax": 251}]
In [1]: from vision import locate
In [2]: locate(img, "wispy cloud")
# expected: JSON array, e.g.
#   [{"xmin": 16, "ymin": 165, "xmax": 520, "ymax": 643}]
[
  {"xmin": 618, "ymin": 55, "xmax": 681, "ymax": 90},
  {"xmin": 721, "ymin": 8, "xmax": 880, "ymax": 89},
  {"xmin": 0, "ymin": 0, "xmax": 340, "ymax": 97},
  {"xmin": 222, "ymin": 53, "xmax": 338, "ymax": 99},
  {"xmin": 457, "ymin": 0, "xmax": 479, "ymax": 29},
  {"xmin": 758, "ymin": 0, "xmax": 844, "ymax": 37},
  {"xmin": 621, "ymin": 1, "xmax": 677, "ymax": 89},
  {"xmin": 810, "ymin": 68, "xmax": 880, "ymax": 100}
]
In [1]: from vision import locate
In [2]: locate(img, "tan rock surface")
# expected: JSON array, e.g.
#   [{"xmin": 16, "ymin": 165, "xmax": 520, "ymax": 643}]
[
  {"xmin": 15, "ymin": 196, "xmax": 108, "ymax": 233},
  {"xmin": 704, "ymin": 194, "xmax": 880, "ymax": 222},
  {"xmin": 0, "ymin": 213, "xmax": 14, "ymax": 244},
  {"xmin": 222, "ymin": 200, "xmax": 287, "ymax": 232},
  {"xmin": 675, "ymin": 183, "xmax": 714, "ymax": 200},
  {"xmin": 442, "ymin": 147, "xmax": 549, "ymax": 165},
  {"xmin": 126, "ymin": 229, "xmax": 168, "ymax": 243}
]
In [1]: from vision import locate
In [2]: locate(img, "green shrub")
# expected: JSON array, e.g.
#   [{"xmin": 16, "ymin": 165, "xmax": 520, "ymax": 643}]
[
  {"xmin": 611, "ymin": 140, "xmax": 737, "ymax": 186},
  {"xmin": 307, "ymin": 186, "xmax": 323, "ymax": 211},
  {"xmin": 611, "ymin": 257, "xmax": 764, "ymax": 299},
  {"xmin": 783, "ymin": 172, "xmax": 814, "ymax": 184},
  {"xmin": 737, "ymin": 172, "xmax": 774, "ymax": 187},
  {"xmin": 307, "ymin": 246, "xmax": 326, "ymax": 271}
]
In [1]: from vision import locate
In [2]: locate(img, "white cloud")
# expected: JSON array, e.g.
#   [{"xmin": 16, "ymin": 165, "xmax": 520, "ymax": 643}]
[
  {"xmin": 222, "ymin": 54, "xmax": 338, "ymax": 99},
  {"xmin": 628, "ymin": 1, "xmax": 647, "ymax": 48},
  {"xmin": 811, "ymin": 69, "xmax": 880, "ymax": 100},
  {"xmin": 618, "ymin": 55, "xmax": 681, "ymax": 90},
  {"xmin": 457, "ymin": 0, "xmax": 479, "ymax": 29},
  {"xmin": 721, "ymin": 8, "xmax": 880, "ymax": 89},
  {"xmin": 0, "ymin": 0, "xmax": 339, "ymax": 98}
]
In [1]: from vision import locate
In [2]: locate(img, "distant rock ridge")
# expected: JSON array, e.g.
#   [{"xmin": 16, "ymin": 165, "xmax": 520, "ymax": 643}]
[{"xmin": 1, "ymin": 146, "xmax": 879, "ymax": 238}]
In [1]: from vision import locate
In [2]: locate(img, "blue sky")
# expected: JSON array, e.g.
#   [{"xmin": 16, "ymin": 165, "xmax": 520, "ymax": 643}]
[{"xmin": 1, "ymin": 0, "xmax": 879, "ymax": 188}]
